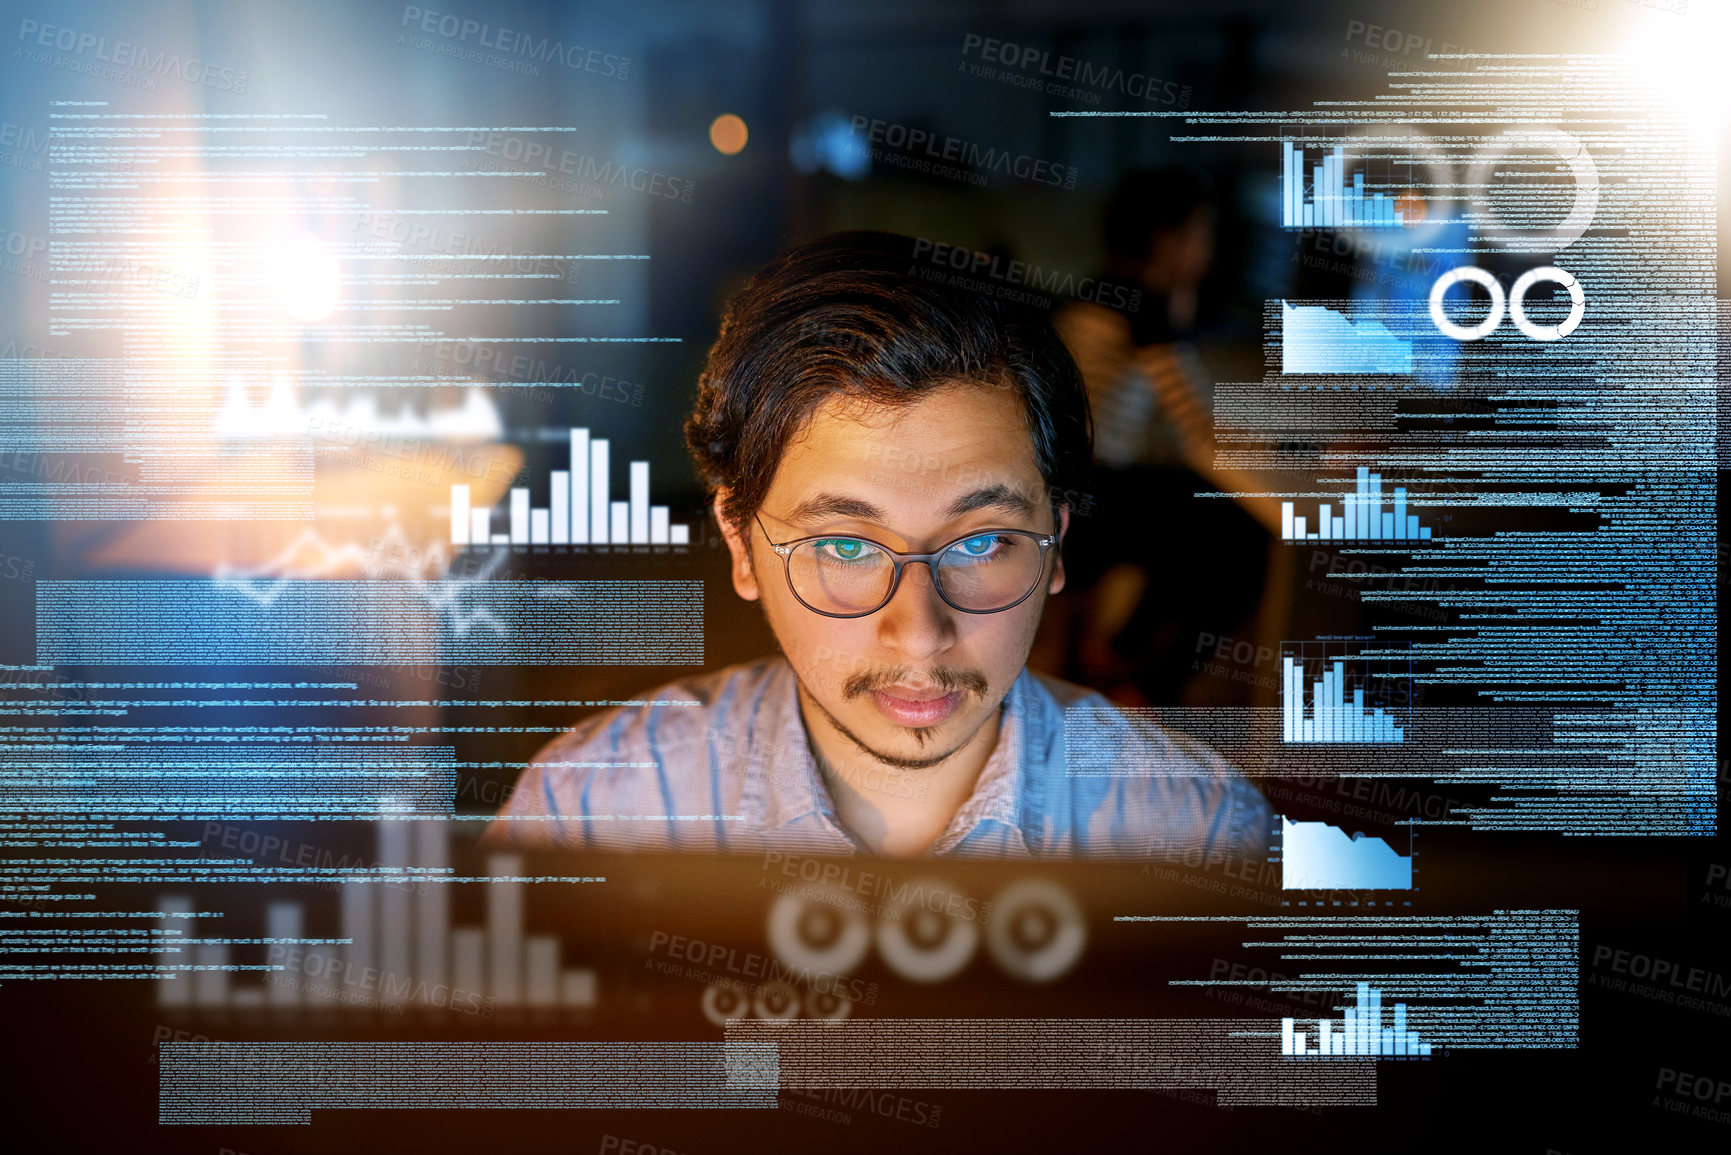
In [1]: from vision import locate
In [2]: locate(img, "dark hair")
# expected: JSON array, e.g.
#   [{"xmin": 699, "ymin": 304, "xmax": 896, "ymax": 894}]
[
  {"xmin": 686, "ymin": 230, "xmax": 1093, "ymax": 531},
  {"xmin": 1102, "ymin": 168, "xmax": 1215, "ymax": 262}
]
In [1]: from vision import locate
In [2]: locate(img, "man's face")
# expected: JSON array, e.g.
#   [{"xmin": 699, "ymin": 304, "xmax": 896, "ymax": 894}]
[{"xmin": 717, "ymin": 382, "xmax": 1067, "ymax": 770}]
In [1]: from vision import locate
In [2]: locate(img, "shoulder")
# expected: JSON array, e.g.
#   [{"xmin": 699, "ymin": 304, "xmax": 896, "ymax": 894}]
[
  {"xmin": 1022, "ymin": 671, "xmax": 1272, "ymax": 860},
  {"xmin": 485, "ymin": 658, "xmax": 791, "ymax": 848}
]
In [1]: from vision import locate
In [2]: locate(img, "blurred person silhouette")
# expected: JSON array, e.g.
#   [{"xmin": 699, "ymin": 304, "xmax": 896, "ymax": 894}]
[{"xmin": 1052, "ymin": 168, "xmax": 1270, "ymax": 706}]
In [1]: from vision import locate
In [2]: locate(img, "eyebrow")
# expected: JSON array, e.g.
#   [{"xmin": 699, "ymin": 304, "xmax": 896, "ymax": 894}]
[
  {"xmin": 783, "ymin": 484, "xmax": 1036, "ymax": 527},
  {"xmin": 944, "ymin": 483, "xmax": 1037, "ymax": 519},
  {"xmin": 784, "ymin": 493, "xmax": 885, "ymax": 523}
]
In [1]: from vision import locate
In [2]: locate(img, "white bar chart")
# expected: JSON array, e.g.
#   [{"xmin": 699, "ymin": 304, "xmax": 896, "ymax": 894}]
[
  {"xmin": 155, "ymin": 822, "xmax": 597, "ymax": 1012},
  {"xmin": 1283, "ymin": 982, "xmax": 1431, "ymax": 1057},
  {"xmin": 452, "ymin": 427, "xmax": 690, "ymax": 548}
]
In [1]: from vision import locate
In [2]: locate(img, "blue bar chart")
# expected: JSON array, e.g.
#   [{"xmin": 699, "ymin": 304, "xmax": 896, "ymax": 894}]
[
  {"xmin": 1281, "ymin": 466, "xmax": 1431, "ymax": 542},
  {"xmin": 1282, "ymin": 642, "xmax": 1411, "ymax": 744},
  {"xmin": 451, "ymin": 427, "xmax": 690, "ymax": 548},
  {"xmin": 1281, "ymin": 143, "xmax": 1411, "ymax": 229},
  {"xmin": 1282, "ymin": 982, "xmax": 1431, "ymax": 1058},
  {"xmin": 1279, "ymin": 817, "xmax": 1414, "ymax": 889}
]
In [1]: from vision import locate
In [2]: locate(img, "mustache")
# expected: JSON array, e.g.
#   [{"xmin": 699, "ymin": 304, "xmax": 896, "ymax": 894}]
[{"xmin": 842, "ymin": 666, "xmax": 990, "ymax": 701}]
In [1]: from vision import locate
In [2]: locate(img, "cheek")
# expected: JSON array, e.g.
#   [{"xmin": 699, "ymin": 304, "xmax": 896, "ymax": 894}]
[
  {"xmin": 1010, "ymin": 612, "xmax": 1042, "ymax": 655},
  {"xmin": 955, "ymin": 610, "xmax": 1041, "ymax": 686},
  {"xmin": 780, "ymin": 619, "xmax": 878, "ymax": 699}
]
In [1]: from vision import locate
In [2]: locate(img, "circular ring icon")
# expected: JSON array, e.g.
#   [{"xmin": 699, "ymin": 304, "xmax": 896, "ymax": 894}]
[
  {"xmin": 751, "ymin": 980, "xmax": 801, "ymax": 1020},
  {"xmin": 766, "ymin": 885, "xmax": 871, "ymax": 975},
  {"xmin": 985, "ymin": 878, "xmax": 1086, "ymax": 983},
  {"xmin": 1508, "ymin": 266, "xmax": 1584, "ymax": 342},
  {"xmin": 1465, "ymin": 128, "xmax": 1598, "ymax": 250},
  {"xmin": 803, "ymin": 985, "xmax": 854, "ymax": 1021},
  {"xmin": 1428, "ymin": 265, "xmax": 1506, "ymax": 341},
  {"xmin": 700, "ymin": 983, "xmax": 749, "ymax": 1027},
  {"xmin": 875, "ymin": 878, "xmax": 979, "ymax": 983}
]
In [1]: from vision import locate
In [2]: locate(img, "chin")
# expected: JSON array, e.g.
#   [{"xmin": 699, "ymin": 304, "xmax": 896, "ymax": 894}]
[{"xmin": 862, "ymin": 707, "xmax": 979, "ymax": 760}]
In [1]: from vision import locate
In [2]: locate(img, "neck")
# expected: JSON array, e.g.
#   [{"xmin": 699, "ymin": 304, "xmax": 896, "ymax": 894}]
[{"xmin": 795, "ymin": 683, "xmax": 1004, "ymax": 856}]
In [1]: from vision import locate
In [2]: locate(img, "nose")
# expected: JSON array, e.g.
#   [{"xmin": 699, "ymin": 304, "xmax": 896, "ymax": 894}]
[{"xmin": 874, "ymin": 559, "xmax": 956, "ymax": 663}]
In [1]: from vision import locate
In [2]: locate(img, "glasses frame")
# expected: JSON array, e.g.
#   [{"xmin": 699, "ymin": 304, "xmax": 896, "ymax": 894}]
[{"xmin": 754, "ymin": 514, "xmax": 1059, "ymax": 619}]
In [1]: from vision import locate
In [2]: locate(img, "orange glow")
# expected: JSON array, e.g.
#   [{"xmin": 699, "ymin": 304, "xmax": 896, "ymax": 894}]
[
  {"xmin": 1394, "ymin": 191, "xmax": 1427, "ymax": 224},
  {"xmin": 709, "ymin": 113, "xmax": 748, "ymax": 155}
]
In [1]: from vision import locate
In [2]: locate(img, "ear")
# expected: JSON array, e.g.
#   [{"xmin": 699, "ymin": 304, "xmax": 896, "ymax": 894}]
[
  {"xmin": 714, "ymin": 490, "xmax": 760, "ymax": 602},
  {"xmin": 1047, "ymin": 504, "xmax": 1071, "ymax": 596}
]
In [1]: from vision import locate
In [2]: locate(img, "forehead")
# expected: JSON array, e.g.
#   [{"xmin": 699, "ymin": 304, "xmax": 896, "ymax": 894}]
[{"xmin": 764, "ymin": 382, "xmax": 1043, "ymax": 522}]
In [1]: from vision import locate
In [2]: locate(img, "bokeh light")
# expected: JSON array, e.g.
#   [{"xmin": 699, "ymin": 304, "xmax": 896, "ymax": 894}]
[{"xmin": 709, "ymin": 113, "xmax": 748, "ymax": 155}]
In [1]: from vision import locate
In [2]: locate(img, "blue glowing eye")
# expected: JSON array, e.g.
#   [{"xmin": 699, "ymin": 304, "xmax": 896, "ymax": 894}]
[
  {"xmin": 814, "ymin": 538, "xmax": 871, "ymax": 562},
  {"xmin": 958, "ymin": 534, "xmax": 1000, "ymax": 556}
]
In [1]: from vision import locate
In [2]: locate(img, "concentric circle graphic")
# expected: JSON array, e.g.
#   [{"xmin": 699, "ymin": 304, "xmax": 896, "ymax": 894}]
[
  {"xmin": 985, "ymin": 878, "xmax": 1086, "ymax": 983},
  {"xmin": 751, "ymin": 980, "xmax": 801, "ymax": 1020},
  {"xmin": 803, "ymin": 986, "xmax": 854, "ymax": 1020},
  {"xmin": 766, "ymin": 885, "xmax": 872, "ymax": 975},
  {"xmin": 875, "ymin": 878, "xmax": 979, "ymax": 983},
  {"xmin": 700, "ymin": 983, "xmax": 749, "ymax": 1027},
  {"xmin": 1465, "ymin": 128, "xmax": 1598, "ymax": 250}
]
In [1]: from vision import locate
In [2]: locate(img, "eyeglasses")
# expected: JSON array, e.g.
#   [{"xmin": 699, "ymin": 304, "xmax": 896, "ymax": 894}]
[{"xmin": 754, "ymin": 514, "xmax": 1059, "ymax": 619}]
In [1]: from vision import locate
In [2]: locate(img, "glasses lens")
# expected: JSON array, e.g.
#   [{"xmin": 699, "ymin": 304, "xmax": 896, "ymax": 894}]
[
  {"xmin": 936, "ymin": 532, "xmax": 1045, "ymax": 611},
  {"xmin": 787, "ymin": 537, "xmax": 895, "ymax": 615}
]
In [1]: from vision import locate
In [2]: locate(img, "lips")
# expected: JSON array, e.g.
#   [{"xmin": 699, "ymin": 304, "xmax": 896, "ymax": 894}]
[{"xmin": 868, "ymin": 687, "xmax": 963, "ymax": 728}]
